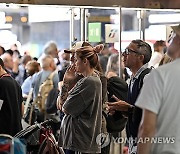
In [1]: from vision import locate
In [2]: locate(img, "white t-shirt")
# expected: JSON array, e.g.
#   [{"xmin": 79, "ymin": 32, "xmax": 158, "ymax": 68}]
[
  {"xmin": 136, "ymin": 59, "xmax": 180, "ymax": 153},
  {"xmin": 148, "ymin": 51, "xmax": 163, "ymax": 68}
]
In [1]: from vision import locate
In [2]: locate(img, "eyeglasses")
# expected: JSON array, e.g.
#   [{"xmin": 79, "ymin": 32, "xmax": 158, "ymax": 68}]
[
  {"xmin": 167, "ymin": 31, "xmax": 175, "ymax": 43},
  {"xmin": 122, "ymin": 48, "xmax": 142, "ymax": 55}
]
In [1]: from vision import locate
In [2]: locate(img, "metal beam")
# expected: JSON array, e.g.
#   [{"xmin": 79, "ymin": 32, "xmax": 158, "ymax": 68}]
[{"xmin": 0, "ymin": 0, "xmax": 180, "ymax": 9}]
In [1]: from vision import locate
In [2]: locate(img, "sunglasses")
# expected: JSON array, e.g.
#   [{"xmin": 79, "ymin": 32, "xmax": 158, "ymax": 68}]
[{"xmin": 123, "ymin": 48, "xmax": 142, "ymax": 55}]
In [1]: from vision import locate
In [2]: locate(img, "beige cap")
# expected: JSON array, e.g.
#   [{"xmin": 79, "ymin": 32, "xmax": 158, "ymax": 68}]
[
  {"xmin": 64, "ymin": 41, "xmax": 92, "ymax": 53},
  {"xmin": 171, "ymin": 24, "xmax": 180, "ymax": 37}
]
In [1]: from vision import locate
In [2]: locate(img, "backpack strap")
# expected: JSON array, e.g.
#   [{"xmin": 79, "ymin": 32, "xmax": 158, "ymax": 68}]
[
  {"xmin": 47, "ymin": 71, "xmax": 56, "ymax": 80},
  {"xmin": 138, "ymin": 67, "xmax": 152, "ymax": 90},
  {"xmin": 36, "ymin": 71, "xmax": 56, "ymax": 114},
  {"xmin": 37, "ymin": 71, "xmax": 56, "ymax": 95},
  {"xmin": 23, "ymin": 87, "xmax": 33, "ymax": 117}
]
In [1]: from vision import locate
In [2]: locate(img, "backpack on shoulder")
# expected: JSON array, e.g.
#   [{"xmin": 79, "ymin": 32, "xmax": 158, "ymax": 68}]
[
  {"xmin": 23, "ymin": 71, "xmax": 58, "ymax": 125},
  {"xmin": 36, "ymin": 71, "xmax": 56, "ymax": 113},
  {"xmin": 137, "ymin": 67, "xmax": 152, "ymax": 90}
]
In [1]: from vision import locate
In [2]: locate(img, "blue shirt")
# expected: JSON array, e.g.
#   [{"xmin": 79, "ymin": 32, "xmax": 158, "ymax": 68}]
[{"xmin": 21, "ymin": 76, "xmax": 33, "ymax": 96}]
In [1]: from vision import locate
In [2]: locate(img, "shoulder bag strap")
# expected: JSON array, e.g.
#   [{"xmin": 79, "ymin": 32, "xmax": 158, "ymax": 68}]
[
  {"xmin": 48, "ymin": 71, "xmax": 56, "ymax": 80},
  {"xmin": 23, "ymin": 87, "xmax": 34, "ymax": 117}
]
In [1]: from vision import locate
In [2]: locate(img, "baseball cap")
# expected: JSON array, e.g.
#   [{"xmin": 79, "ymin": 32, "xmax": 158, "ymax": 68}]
[
  {"xmin": 171, "ymin": 24, "xmax": 180, "ymax": 37},
  {"xmin": 64, "ymin": 41, "xmax": 92, "ymax": 53}
]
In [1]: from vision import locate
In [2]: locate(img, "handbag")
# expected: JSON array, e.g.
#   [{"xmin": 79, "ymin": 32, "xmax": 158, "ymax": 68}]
[
  {"xmin": 23, "ymin": 103, "xmax": 38, "ymax": 125},
  {"xmin": 105, "ymin": 76, "xmax": 128, "ymax": 133},
  {"xmin": 103, "ymin": 111, "xmax": 128, "ymax": 133}
]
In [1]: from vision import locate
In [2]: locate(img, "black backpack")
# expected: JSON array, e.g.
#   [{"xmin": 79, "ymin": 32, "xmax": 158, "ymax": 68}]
[
  {"xmin": 107, "ymin": 76, "xmax": 128, "ymax": 102},
  {"xmin": 46, "ymin": 88, "xmax": 59, "ymax": 114},
  {"xmin": 104, "ymin": 76, "xmax": 128, "ymax": 133}
]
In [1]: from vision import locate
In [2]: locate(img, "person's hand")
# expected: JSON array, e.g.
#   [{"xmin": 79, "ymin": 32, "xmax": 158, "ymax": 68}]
[
  {"xmin": 12, "ymin": 57, "xmax": 20, "ymax": 73},
  {"xmin": 107, "ymin": 100, "xmax": 130, "ymax": 112},
  {"xmin": 56, "ymin": 95, "xmax": 63, "ymax": 110},
  {"xmin": 13, "ymin": 57, "xmax": 20, "ymax": 65},
  {"xmin": 63, "ymin": 64, "xmax": 76, "ymax": 85}
]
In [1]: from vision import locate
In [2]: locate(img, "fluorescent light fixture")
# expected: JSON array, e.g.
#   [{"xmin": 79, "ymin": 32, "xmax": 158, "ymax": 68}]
[
  {"xmin": 0, "ymin": 24, "xmax": 12, "ymax": 29},
  {"xmin": 28, "ymin": 6, "xmax": 70, "ymax": 22},
  {"xmin": 0, "ymin": 11, "xmax": 6, "ymax": 24},
  {"xmin": 149, "ymin": 14, "xmax": 180, "ymax": 23}
]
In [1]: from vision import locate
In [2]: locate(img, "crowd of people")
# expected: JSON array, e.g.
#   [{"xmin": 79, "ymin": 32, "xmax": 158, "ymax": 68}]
[{"xmin": 0, "ymin": 24, "xmax": 179, "ymax": 154}]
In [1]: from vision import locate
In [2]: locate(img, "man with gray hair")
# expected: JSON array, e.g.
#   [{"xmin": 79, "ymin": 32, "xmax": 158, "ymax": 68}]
[
  {"xmin": 32, "ymin": 55, "xmax": 59, "ymax": 99},
  {"xmin": 44, "ymin": 41, "xmax": 59, "ymax": 59},
  {"xmin": 38, "ymin": 41, "xmax": 59, "ymax": 67},
  {"xmin": 31, "ymin": 55, "xmax": 59, "ymax": 123},
  {"xmin": 136, "ymin": 24, "xmax": 180, "ymax": 153},
  {"xmin": 0, "ymin": 52, "xmax": 19, "ymax": 78},
  {"xmin": 107, "ymin": 39, "xmax": 152, "ymax": 154}
]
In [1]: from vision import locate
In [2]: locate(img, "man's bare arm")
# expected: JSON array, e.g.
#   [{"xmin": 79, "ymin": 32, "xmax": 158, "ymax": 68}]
[{"xmin": 137, "ymin": 109, "xmax": 157, "ymax": 154}]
